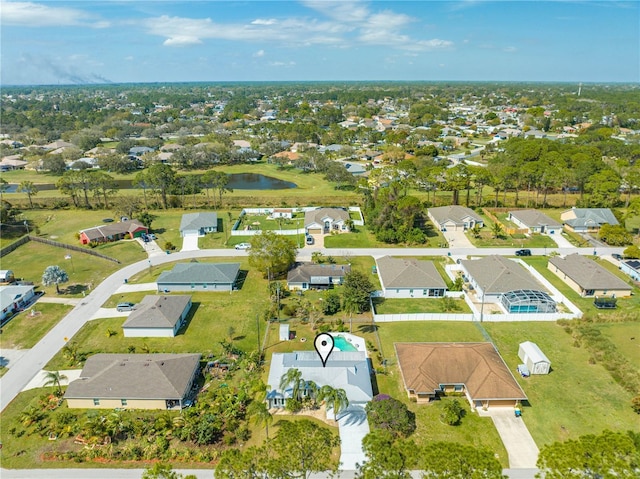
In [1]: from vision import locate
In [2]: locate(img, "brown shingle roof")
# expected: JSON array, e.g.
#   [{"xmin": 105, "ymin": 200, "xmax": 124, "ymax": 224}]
[
  {"xmin": 548, "ymin": 254, "xmax": 632, "ymax": 291},
  {"xmin": 376, "ymin": 256, "xmax": 447, "ymax": 289},
  {"xmin": 395, "ymin": 343, "xmax": 527, "ymax": 401}
]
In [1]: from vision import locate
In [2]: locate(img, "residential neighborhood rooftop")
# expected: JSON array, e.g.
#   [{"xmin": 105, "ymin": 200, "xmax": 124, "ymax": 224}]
[
  {"xmin": 376, "ymin": 256, "xmax": 447, "ymax": 289},
  {"xmin": 460, "ymin": 255, "xmax": 547, "ymax": 294},
  {"xmin": 548, "ymin": 254, "xmax": 632, "ymax": 291}
]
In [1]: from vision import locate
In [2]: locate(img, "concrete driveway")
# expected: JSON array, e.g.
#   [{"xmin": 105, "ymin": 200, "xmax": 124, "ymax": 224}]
[
  {"xmin": 181, "ymin": 233, "xmax": 200, "ymax": 251},
  {"xmin": 337, "ymin": 404, "xmax": 370, "ymax": 470},
  {"xmin": 442, "ymin": 228, "xmax": 474, "ymax": 248},
  {"xmin": 547, "ymin": 232, "xmax": 574, "ymax": 248},
  {"xmin": 482, "ymin": 409, "xmax": 539, "ymax": 468}
]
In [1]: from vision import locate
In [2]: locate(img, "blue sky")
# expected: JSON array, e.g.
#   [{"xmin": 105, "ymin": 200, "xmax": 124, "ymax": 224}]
[{"xmin": 1, "ymin": 1, "xmax": 638, "ymax": 85}]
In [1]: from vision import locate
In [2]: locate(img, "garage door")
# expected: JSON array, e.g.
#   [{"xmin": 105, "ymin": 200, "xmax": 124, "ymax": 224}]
[{"xmin": 307, "ymin": 228, "xmax": 322, "ymax": 235}]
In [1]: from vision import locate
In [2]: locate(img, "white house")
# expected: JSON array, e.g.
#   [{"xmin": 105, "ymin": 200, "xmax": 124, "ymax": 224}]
[
  {"xmin": 508, "ymin": 210, "xmax": 562, "ymax": 234},
  {"xmin": 179, "ymin": 212, "xmax": 218, "ymax": 237},
  {"xmin": 518, "ymin": 341, "xmax": 551, "ymax": 375},
  {"xmin": 122, "ymin": 295, "xmax": 192, "ymax": 338},
  {"xmin": 304, "ymin": 208, "xmax": 351, "ymax": 235},
  {"xmin": 620, "ymin": 260, "xmax": 640, "ymax": 281},
  {"xmin": 427, "ymin": 205, "xmax": 483, "ymax": 231},
  {"xmin": 272, "ymin": 208, "xmax": 293, "ymax": 219},
  {"xmin": 376, "ymin": 256, "xmax": 447, "ymax": 298},
  {"xmin": 0, "ymin": 284, "xmax": 36, "ymax": 322}
]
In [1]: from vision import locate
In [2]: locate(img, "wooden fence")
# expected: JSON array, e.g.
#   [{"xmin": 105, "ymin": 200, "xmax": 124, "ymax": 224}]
[{"xmin": 0, "ymin": 235, "xmax": 120, "ymax": 263}]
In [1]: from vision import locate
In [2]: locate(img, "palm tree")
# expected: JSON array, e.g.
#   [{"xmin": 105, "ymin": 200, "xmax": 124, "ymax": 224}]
[
  {"xmin": 318, "ymin": 385, "xmax": 349, "ymax": 419},
  {"xmin": 248, "ymin": 401, "xmax": 273, "ymax": 438},
  {"xmin": 43, "ymin": 370, "xmax": 68, "ymax": 396},
  {"xmin": 18, "ymin": 180, "xmax": 38, "ymax": 208},
  {"xmin": 62, "ymin": 342, "xmax": 79, "ymax": 366},
  {"xmin": 279, "ymin": 368, "xmax": 304, "ymax": 400},
  {"xmin": 490, "ymin": 222, "xmax": 505, "ymax": 239}
]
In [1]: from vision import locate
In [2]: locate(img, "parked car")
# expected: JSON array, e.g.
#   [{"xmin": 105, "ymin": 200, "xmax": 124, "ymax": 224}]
[
  {"xmin": 235, "ymin": 243, "xmax": 251, "ymax": 250},
  {"xmin": 147, "ymin": 233, "xmax": 157, "ymax": 240},
  {"xmin": 116, "ymin": 302, "xmax": 135, "ymax": 312},
  {"xmin": 612, "ymin": 253, "xmax": 623, "ymax": 261},
  {"xmin": 306, "ymin": 236, "xmax": 314, "ymax": 245},
  {"xmin": 515, "ymin": 249, "xmax": 532, "ymax": 256}
]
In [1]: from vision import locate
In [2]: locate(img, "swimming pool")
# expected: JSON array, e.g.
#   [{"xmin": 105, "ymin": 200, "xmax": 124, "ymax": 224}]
[{"xmin": 332, "ymin": 334, "xmax": 358, "ymax": 352}]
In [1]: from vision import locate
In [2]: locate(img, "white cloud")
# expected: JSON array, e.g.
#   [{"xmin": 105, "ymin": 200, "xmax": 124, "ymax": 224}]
[
  {"xmin": 503, "ymin": 46, "xmax": 517, "ymax": 53},
  {"xmin": 124, "ymin": 56, "xmax": 134, "ymax": 61},
  {"xmin": 142, "ymin": 3, "xmax": 452, "ymax": 52},
  {"xmin": 0, "ymin": 1, "xmax": 108, "ymax": 28},
  {"xmin": 252, "ymin": 18, "xmax": 277, "ymax": 25},
  {"xmin": 253, "ymin": 49, "xmax": 265, "ymax": 57}
]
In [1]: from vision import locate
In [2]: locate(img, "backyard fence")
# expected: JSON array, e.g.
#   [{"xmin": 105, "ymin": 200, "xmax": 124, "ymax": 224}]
[{"xmin": 0, "ymin": 235, "xmax": 120, "ymax": 263}]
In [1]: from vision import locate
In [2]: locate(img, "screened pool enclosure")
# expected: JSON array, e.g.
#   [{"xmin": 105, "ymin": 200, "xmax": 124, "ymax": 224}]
[{"xmin": 500, "ymin": 290, "xmax": 557, "ymax": 313}]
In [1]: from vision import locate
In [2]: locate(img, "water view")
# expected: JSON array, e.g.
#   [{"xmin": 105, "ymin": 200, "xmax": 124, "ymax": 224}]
[{"xmin": 227, "ymin": 173, "xmax": 297, "ymax": 190}]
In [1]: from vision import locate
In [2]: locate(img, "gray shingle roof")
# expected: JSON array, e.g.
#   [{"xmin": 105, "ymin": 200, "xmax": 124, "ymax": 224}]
[
  {"xmin": 122, "ymin": 295, "xmax": 192, "ymax": 329},
  {"xmin": 65, "ymin": 353, "xmax": 200, "ymax": 400},
  {"xmin": 508, "ymin": 209, "xmax": 561, "ymax": 229},
  {"xmin": 461, "ymin": 255, "xmax": 546, "ymax": 294},
  {"xmin": 562, "ymin": 208, "xmax": 619, "ymax": 228},
  {"xmin": 287, "ymin": 263, "xmax": 351, "ymax": 284},
  {"xmin": 157, "ymin": 263, "xmax": 240, "ymax": 285},
  {"xmin": 80, "ymin": 220, "xmax": 147, "ymax": 240},
  {"xmin": 179, "ymin": 212, "xmax": 218, "ymax": 232},
  {"xmin": 304, "ymin": 207, "xmax": 350, "ymax": 227},
  {"xmin": 428, "ymin": 205, "xmax": 483, "ymax": 226},
  {"xmin": 376, "ymin": 256, "xmax": 447, "ymax": 289},
  {"xmin": 548, "ymin": 254, "xmax": 632, "ymax": 291}
]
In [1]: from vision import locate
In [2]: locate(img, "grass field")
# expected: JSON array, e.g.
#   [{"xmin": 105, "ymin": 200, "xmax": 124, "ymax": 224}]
[
  {"xmin": 0, "ymin": 303, "xmax": 72, "ymax": 349},
  {"xmin": 483, "ymin": 321, "xmax": 639, "ymax": 447},
  {"xmin": 467, "ymin": 213, "xmax": 558, "ymax": 248},
  {"xmin": 596, "ymin": 322, "xmax": 640, "ymax": 366},
  {"xmin": 372, "ymin": 297, "xmax": 471, "ymax": 314},
  {"xmin": 1, "ymin": 241, "xmax": 144, "ymax": 297}
]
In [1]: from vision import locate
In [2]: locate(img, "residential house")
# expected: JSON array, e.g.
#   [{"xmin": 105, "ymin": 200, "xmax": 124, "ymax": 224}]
[
  {"xmin": 0, "ymin": 270, "xmax": 15, "ymax": 284},
  {"xmin": 65, "ymin": 353, "xmax": 200, "ymax": 410},
  {"xmin": 0, "ymin": 156, "xmax": 27, "ymax": 171},
  {"xmin": 266, "ymin": 335, "xmax": 372, "ymax": 416},
  {"xmin": 0, "ymin": 284, "xmax": 36, "ymax": 322},
  {"xmin": 548, "ymin": 254, "xmax": 632, "ymax": 298},
  {"xmin": 179, "ymin": 212, "xmax": 218, "ymax": 237},
  {"xmin": 376, "ymin": 256, "xmax": 447, "ymax": 298},
  {"xmin": 79, "ymin": 220, "xmax": 148, "ymax": 245},
  {"xmin": 395, "ymin": 342, "xmax": 527, "ymax": 409},
  {"xmin": 286, "ymin": 263, "xmax": 351, "ymax": 291},
  {"xmin": 620, "ymin": 260, "xmax": 640, "ymax": 282},
  {"xmin": 427, "ymin": 205, "xmax": 484, "ymax": 231},
  {"xmin": 460, "ymin": 255, "xmax": 556, "ymax": 313},
  {"xmin": 304, "ymin": 208, "xmax": 351, "ymax": 234},
  {"xmin": 272, "ymin": 208, "xmax": 293, "ymax": 219},
  {"xmin": 157, "ymin": 263, "xmax": 240, "ymax": 292},
  {"xmin": 507, "ymin": 209, "xmax": 562, "ymax": 234},
  {"xmin": 122, "ymin": 295, "xmax": 192, "ymax": 338},
  {"xmin": 560, "ymin": 207, "xmax": 618, "ymax": 233},
  {"xmin": 44, "ymin": 140, "xmax": 75, "ymax": 151}
]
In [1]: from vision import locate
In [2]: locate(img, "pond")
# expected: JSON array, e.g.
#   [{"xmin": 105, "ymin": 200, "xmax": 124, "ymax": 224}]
[
  {"xmin": 227, "ymin": 173, "xmax": 297, "ymax": 190},
  {"xmin": 4, "ymin": 173, "xmax": 297, "ymax": 194}
]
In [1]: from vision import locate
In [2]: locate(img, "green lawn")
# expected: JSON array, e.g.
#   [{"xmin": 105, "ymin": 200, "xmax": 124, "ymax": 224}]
[
  {"xmin": 0, "ymin": 303, "xmax": 72, "ymax": 349},
  {"xmin": 1, "ymin": 241, "xmax": 144, "ymax": 297},
  {"xmin": 372, "ymin": 297, "xmax": 471, "ymax": 314},
  {"xmin": 596, "ymin": 322, "xmax": 640, "ymax": 366},
  {"xmin": 238, "ymin": 213, "xmax": 305, "ymax": 231},
  {"xmin": 483, "ymin": 321, "xmax": 639, "ymax": 447}
]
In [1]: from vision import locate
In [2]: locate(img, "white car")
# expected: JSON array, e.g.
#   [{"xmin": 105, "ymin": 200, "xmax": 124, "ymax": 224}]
[{"xmin": 235, "ymin": 242, "xmax": 251, "ymax": 250}]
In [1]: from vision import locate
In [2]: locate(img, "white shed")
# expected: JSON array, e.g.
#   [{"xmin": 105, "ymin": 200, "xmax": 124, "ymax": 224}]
[
  {"xmin": 279, "ymin": 324, "xmax": 290, "ymax": 341},
  {"xmin": 518, "ymin": 341, "xmax": 551, "ymax": 375}
]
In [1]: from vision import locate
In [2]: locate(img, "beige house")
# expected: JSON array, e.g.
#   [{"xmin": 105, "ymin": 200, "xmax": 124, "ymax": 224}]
[
  {"xmin": 395, "ymin": 342, "xmax": 527, "ymax": 410},
  {"xmin": 427, "ymin": 205, "xmax": 483, "ymax": 231},
  {"xmin": 304, "ymin": 207, "xmax": 351, "ymax": 234},
  {"xmin": 65, "ymin": 353, "xmax": 200, "ymax": 410},
  {"xmin": 548, "ymin": 254, "xmax": 632, "ymax": 298},
  {"xmin": 122, "ymin": 295, "xmax": 192, "ymax": 337}
]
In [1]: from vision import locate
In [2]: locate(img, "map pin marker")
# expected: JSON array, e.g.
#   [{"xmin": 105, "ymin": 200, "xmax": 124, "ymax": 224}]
[{"xmin": 314, "ymin": 332, "xmax": 335, "ymax": 367}]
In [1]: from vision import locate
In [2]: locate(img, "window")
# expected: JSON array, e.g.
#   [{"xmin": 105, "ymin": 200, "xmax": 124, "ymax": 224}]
[
  {"xmin": 121, "ymin": 399, "xmax": 127, "ymax": 406},
  {"xmin": 423, "ymin": 289, "xmax": 427, "ymax": 296},
  {"xmin": 93, "ymin": 399, "xmax": 100, "ymax": 406},
  {"xmin": 454, "ymin": 385, "xmax": 463, "ymax": 392}
]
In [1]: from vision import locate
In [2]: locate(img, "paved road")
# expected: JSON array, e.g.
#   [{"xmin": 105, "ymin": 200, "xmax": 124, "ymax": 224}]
[
  {"xmin": 1, "ymin": 245, "xmax": 622, "ymax": 412},
  {"xmin": 0, "ymin": 467, "xmax": 538, "ymax": 479}
]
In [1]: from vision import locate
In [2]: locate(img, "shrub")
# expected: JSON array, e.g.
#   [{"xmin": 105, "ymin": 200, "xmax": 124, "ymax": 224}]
[
  {"xmin": 365, "ymin": 394, "xmax": 416, "ymax": 438},
  {"xmin": 440, "ymin": 399, "xmax": 464, "ymax": 426},
  {"xmin": 632, "ymin": 396, "xmax": 640, "ymax": 414}
]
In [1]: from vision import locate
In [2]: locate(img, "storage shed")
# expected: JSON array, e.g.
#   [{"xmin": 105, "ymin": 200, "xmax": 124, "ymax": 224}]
[
  {"xmin": 518, "ymin": 341, "xmax": 551, "ymax": 375},
  {"xmin": 279, "ymin": 324, "xmax": 290, "ymax": 341}
]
